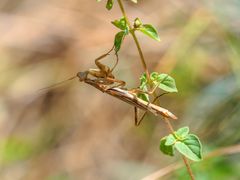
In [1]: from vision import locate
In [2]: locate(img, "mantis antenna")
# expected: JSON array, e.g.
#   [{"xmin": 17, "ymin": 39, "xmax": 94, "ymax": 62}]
[{"xmin": 38, "ymin": 75, "xmax": 77, "ymax": 92}]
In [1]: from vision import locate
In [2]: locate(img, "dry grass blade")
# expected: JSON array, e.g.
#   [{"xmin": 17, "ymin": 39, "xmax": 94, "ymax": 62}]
[{"xmin": 142, "ymin": 144, "xmax": 240, "ymax": 180}]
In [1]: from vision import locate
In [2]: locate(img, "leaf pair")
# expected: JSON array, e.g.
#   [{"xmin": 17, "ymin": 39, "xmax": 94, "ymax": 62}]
[
  {"xmin": 111, "ymin": 17, "xmax": 129, "ymax": 52},
  {"xmin": 112, "ymin": 17, "xmax": 160, "ymax": 53},
  {"xmin": 138, "ymin": 72, "xmax": 178, "ymax": 102},
  {"xmin": 134, "ymin": 18, "xmax": 160, "ymax": 42},
  {"xmin": 160, "ymin": 127, "xmax": 203, "ymax": 162},
  {"xmin": 113, "ymin": 17, "xmax": 160, "ymax": 45}
]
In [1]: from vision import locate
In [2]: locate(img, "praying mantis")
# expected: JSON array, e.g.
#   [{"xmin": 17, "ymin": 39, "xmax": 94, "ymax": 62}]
[{"xmin": 41, "ymin": 47, "xmax": 177, "ymax": 126}]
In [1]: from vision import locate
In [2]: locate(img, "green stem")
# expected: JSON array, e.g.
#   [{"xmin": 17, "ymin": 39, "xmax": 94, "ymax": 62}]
[
  {"xmin": 115, "ymin": 1, "xmax": 195, "ymax": 179},
  {"xmin": 116, "ymin": 0, "xmax": 150, "ymax": 81}
]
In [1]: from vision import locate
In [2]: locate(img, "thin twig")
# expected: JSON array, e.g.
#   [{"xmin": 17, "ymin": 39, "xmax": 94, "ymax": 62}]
[
  {"xmin": 142, "ymin": 144, "xmax": 240, "ymax": 180},
  {"xmin": 142, "ymin": 162, "xmax": 182, "ymax": 180},
  {"xmin": 205, "ymin": 144, "xmax": 240, "ymax": 159}
]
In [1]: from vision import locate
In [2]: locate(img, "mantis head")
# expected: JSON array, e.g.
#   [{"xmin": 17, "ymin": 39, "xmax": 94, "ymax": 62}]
[{"xmin": 77, "ymin": 71, "xmax": 88, "ymax": 81}]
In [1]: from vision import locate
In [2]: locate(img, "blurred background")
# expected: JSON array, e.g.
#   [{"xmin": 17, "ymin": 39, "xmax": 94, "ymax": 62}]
[{"xmin": 0, "ymin": 0, "xmax": 240, "ymax": 179}]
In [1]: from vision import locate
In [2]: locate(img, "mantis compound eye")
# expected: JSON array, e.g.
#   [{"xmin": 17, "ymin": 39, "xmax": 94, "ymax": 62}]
[{"xmin": 77, "ymin": 71, "xmax": 88, "ymax": 81}]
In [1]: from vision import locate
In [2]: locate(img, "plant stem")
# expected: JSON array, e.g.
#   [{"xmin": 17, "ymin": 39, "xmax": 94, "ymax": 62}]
[
  {"xmin": 163, "ymin": 118, "xmax": 195, "ymax": 180},
  {"xmin": 116, "ymin": 0, "xmax": 150, "ymax": 80},
  {"xmin": 182, "ymin": 156, "xmax": 195, "ymax": 180},
  {"xmin": 116, "ymin": 1, "xmax": 195, "ymax": 179},
  {"xmin": 163, "ymin": 117, "xmax": 175, "ymax": 133}
]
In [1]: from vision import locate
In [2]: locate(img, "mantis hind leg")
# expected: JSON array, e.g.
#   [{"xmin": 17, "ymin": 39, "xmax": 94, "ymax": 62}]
[
  {"xmin": 134, "ymin": 92, "xmax": 169, "ymax": 126},
  {"xmin": 134, "ymin": 107, "xmax": 143, "ymax": 126},
  {"xmin": 135, "ymin": 107, "xmax": 146, "ymax": 126}
]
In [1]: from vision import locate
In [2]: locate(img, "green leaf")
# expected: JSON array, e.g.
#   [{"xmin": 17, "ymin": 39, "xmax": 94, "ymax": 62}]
[
  {"xmin": 137, "ymin": 93, "xmax": 149, "ymax": 102},
  {"xmin": 174, "ymin": 134, "xmax": 202, "ymax": 161},
  {"xmin": 158, "ymin": 74, "xmax": 178, "ymax": 93},
  {"xmin": 155, "ymin": 73, "xmax": 178, "ymax": 93},
  {"xmin": 134, "ymin": 18, "xmax": 142, "ymax": 28},
  {"xmin": 139, "ymin": 73, "xmax": 149, "ymax": 92},
  {"xmin": 114, "ymin": 31, "xmax": 125, "ymax": 52},
  {"xmin": 175, "ymin": 127, "xmax": 189, "ymax": 139},
  {"xmin": 139, "ymin": 24, "xmax": 160, "ymax": 41},
  {"xmin": 149, "ymin": 72, "xmax": 178, "ymax": 93},
  {"xmin": 160, "ymin": 138, "xmax": 174, "ymax": 156},
  {"xmin": 140, "ymin": 73, "xmax": 147, "ymax": 83},
  {"xmin": 137, "ymin": 73, "xmax": 149, "ymax": 102},
  {"xmin": 112, "ymin": 17, "xmax": 127, "ymax": 30},
  {"xmin": 106, "ymin": 0, "xmax": 114, "ymax": 10},
  {"xmin": 138, "ymin": 72, "xmax": 177, "ymax": 100},
  {"xmin": 165, "ymin": 134, "xmax": 176, "ymax": 146},
  {"xmin": 150, "ymin": 72, "xmax": 159, "ymax": 81},
  {"xmin": 139, "ymin": 73, "xmax": 148, "ymax": 88},
  {"xmin": 96, "ymin": 0, "xmax": 102, "ymax": 2}
]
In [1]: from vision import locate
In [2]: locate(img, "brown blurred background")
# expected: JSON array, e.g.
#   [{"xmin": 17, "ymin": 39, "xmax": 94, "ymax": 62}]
[{"xmin": 0, "ymin": 0, "xmax": 240, "ymax": 179}]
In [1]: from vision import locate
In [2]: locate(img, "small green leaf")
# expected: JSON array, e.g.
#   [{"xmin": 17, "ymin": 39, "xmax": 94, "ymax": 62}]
[
  {"xmin": 106, "ymin": 0, "xmax": 114, "ymax": 10},
  {"xmin": 150, "ymin": 72, "xmax": 159, "ymax": 81},
  {"xmin": 112, "ymin": 17, "xmax": 127, "ymax": 30},
  {"xmin": 139, "ymin": 73, "xmax": 148, "ymax": 88},
  {"xmin": 134, "ymin": 18, "xmax": 142, "ymax": 28},
  {"xmin": 149, "ymin": 72, "xmax": 178, "ymax": 93},
  {"xmin": 137, "ymin": 73, "xmax": 149, "ymax": 102},
  {"xmin": 175, "ymin": 127, "xmax": 189, "ymax": 139},
  {"xmin": 165, "ymin": 134, "xmax": 176, "ymax": 146},
  {"xmin": 139, "ymin": 24, "xmax": 160, "ymax": 41},
  {"xmin": 137, "ymin": 93, "xmax": 149, "ymax": 102},
  {"xmin": 174, "ymin": 134, "xmax": 202, "ymax": 161},
  {"xmin": 114, "ymin": 31, "xmax": 125, "ymax": 52},
  {"xmin": 139, "ymin": 73, "xmax": 149, "ymax": 91},
  {"xmin": 160, "ymin": 138, "xmax": 174, "ymax": 156},
  {"xmin": 156, "ymin": 73, "xmax": 178, "ymax": 93},
  {"xmin": 96, "ymin": 0, "xmax": 102, "ymax": 2},
  {"xmin": 140, "ymin": 73, "xmax": 147, "ymax": 83},
  {"xmin": 138, "ymin": 72, "xmax": 177, "ymax": 100}
]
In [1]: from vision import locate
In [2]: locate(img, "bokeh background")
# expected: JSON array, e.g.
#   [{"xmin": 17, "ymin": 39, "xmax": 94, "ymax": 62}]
[{"xmin": 0, "ymin": 0, "xmax": 240, "ymax": 179}]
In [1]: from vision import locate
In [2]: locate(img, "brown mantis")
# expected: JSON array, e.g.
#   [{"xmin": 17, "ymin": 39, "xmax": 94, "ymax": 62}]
[{"xmin": 40, "ymin": 47, "xmax": 177, "ymax": 125}]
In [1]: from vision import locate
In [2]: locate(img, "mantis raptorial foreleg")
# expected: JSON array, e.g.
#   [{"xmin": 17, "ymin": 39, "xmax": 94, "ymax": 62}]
[
  {"xmin": 39, "ymin": 46, "xmax": 120, "ymax": 91},
  {"xmin": 87, "ymin": 45, "xmax": 119, "ymax": 80}
]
